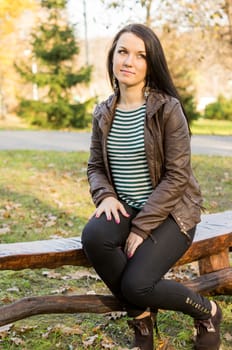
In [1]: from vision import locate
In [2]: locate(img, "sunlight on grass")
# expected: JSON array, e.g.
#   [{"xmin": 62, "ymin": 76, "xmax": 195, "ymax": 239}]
[{"xmin": 191, "ymin": 118, "xmax": 232, "ymax": 135}]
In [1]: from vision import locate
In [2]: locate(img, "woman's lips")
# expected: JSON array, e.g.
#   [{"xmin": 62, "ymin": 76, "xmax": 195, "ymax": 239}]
[{"xmin": 120, "ymin": 69, "xmax": 135, "ymax": 75}]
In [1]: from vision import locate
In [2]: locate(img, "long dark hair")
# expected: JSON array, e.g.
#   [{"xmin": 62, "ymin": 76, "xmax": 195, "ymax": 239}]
[{"xmin": 107, "ymin": 23, "xmax": 190, "ymax": 127}]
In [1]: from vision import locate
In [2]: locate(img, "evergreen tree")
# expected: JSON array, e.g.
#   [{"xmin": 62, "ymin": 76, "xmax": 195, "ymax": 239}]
[{"xmin": 16, "ymin": 0, "xmax": 94, "ymax": 128}]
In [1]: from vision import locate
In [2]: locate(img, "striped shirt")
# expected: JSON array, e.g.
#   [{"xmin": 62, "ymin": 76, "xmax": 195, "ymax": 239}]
[{"xmin": 107, "ymin": 104, "xmax": 153, "ymax": 209}]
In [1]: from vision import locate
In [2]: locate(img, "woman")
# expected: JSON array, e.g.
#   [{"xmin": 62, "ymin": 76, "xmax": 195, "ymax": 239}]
[{"xmin": 81, "ymin": 24, "xmax": 222, "ymax": 350}]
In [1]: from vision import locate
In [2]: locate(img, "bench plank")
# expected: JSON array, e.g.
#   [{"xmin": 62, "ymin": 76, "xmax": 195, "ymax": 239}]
[{"xmin": 0, "ymin": 211, "xmax": 231, "ymax": 271}]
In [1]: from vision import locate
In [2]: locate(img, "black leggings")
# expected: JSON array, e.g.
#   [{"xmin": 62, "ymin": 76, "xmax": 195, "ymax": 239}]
[{"xmin": 82, "ymin": 202, "xmax": 211, "ymax": 319}]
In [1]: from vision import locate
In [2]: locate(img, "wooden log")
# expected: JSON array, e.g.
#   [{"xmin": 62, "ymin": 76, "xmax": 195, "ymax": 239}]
[
  {"xmin": 182, "ymin": 267, "xmax": 232, "ymax": 295},
  {"xmin": 0, "ymin": 295, "xmax": 122, "ymax": 327},
  {"xmin": 0, "ymin": 268, "xmax": 231, "ymax": 327}
]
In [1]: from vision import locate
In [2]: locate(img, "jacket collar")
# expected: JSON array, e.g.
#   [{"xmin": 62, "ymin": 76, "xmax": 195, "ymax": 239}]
[
  {"xmin": 146, "ymin": 90, "xmax": 168, "ymax": 118},
  {"xmin": 94, "ymin": 90, "xmax": 168, "ymax": 127}
]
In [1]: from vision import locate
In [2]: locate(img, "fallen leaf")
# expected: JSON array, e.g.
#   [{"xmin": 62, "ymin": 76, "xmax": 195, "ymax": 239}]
[
  {"xmin": 224, "ymin": 332, "xmax": 232, "ymax": 341},
  {"xmin": 16, "ymin": 325, "xmax": 37, "ymax": 334},
  {"xmin": 101, "ymin": 339, "xmax": 115, "ymax": 348},
  {"xmin": 0, "ymin": 324, "xmax": 13, "ymax": 338},
  {"xmin": 45, "ymin": 220, "xmax": 56, "ymax": 227},
  {"xmin": 53, "ymin": 324, "xmax": 83, "ymax": 335},
  {"xmin": 82, "ymin": 334, "xmax": 98, "ymax": 347},
  {"xmin": 0, "ymin": 296, "xmax": 14, "ymax": 303},
  {"xmin": 0, "ymin": 226, "xmax": 11, "ymax": 235},
  {"xmin": 11, "ymin": 337, "xmax": 25, "ymax": 346},
  {"xmin": 67, "ymin": 269, "xmax": 100, "ymax": 281},
  {"xmin": 210, "ymin": 201, "xmax": 218, "ymax": 208},
  {"xmin": 65, "ymin": 221, "xmax": 74, "ymax": 227},
  {"xmin": 42, "ymin": 271, "xmax": 61, "ymax": 279}
]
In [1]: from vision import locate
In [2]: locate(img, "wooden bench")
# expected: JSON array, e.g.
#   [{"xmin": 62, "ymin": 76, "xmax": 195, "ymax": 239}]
[{"xmin": 0, "ymin": 210, "xmax": 231, "ymax": 327}]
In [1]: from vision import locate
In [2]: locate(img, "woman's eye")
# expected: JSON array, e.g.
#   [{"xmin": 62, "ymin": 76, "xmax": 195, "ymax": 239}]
[
  {"xmin": 118, "ymin": 49, "xmax": 127, "ymax": 54},
  {"xmin": 138, "ymin": 54, "xmax": 146, "ymax": 59}
]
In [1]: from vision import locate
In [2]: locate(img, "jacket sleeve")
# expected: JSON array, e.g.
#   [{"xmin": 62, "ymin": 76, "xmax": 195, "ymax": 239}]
[
  {"xmin": 131, "ymin": 101, "xmax": 191, "ymax": 239},
  {"xmin": 87, "ymin": 113, "xmax": 117, "ymax": 206}
]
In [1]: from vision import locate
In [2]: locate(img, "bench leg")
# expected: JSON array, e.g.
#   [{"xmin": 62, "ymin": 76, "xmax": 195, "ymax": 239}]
[{"xmin": 199, "ymin": 248, "xmax": 230, "ymax": 275}]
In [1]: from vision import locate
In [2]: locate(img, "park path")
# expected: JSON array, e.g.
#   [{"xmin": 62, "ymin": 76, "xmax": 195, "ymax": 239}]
[{"xmin": 0, "ymin": 131, "xmax": 231, "ymax": 156}]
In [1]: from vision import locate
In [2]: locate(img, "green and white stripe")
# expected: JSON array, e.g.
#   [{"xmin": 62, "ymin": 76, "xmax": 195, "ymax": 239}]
[{"xmin": 107, "ymin": 105, "xmax": 153, "ymax": 209}]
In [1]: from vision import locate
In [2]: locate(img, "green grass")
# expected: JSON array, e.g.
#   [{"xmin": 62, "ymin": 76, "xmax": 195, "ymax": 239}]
[
  {"xmin": 191, "ymin": 118, "xmax": 232, "ymax": 135},
  {"xmin": 1, "ymin": 114, "xmax": 232, "ymax": 135},
  {"xmin": 0, "ymin": 151, "xmax": 232, "ymax": 349}
]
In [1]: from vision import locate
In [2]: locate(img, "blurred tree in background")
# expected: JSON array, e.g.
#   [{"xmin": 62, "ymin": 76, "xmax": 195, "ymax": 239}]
[
  {"xmin": 15, "ymin": 0, "xmax": 94, "ymax": 129},
  {"xmin": 0, "ymin": 0, "xmax": 231, "ymax": 126},
  {"xmin": 101, "ymin": 0, "xmax": 232, "ymax": 123},
  {"xmin": 0, "ymin": 0, "xmax": 35, "ymax": 35},
  {"xmin": 0, "ymin": 0, "xmax": 37, "ymax": 119}
]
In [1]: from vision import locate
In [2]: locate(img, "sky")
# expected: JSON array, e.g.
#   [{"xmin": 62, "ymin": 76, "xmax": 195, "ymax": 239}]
[
  {"xmin": 67, "ymin": 0, "xmax": 230, "ymax": 40},
  {"xmin": 67, "ymin": 0, "xmax": 146, "ymax": 39}
]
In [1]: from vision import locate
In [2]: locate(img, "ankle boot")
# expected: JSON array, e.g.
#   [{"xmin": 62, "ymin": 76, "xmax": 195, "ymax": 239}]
[
  {"xmin": 128, "ymin": 315, "xmax": 154, "ymax": 350},
  {"xmin": 194, "ymin": 302, "xmax": 222, "ymax": 350}
]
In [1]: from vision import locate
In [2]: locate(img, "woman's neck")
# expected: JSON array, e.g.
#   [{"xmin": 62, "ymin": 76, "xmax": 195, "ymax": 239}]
[{"xmin": 117, "ymin": 86, "xmax": 145, "ymax": 111}]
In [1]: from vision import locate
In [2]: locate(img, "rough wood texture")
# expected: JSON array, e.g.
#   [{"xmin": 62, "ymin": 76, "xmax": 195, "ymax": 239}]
[
  {"xmin": 182, "ymin": 267, "xmax": 232, "ymax": 295},
  {"xmin": 0, "ymin": 211, "xmax": 231, "ymax": 271},
  {"xmin": 0, "ymin": 268, "xmax": 231, "ymax": 327},
  {"xmin": 198, "ymin": 249, "xmax": 230, "ymax": 275},
  {"xmin": 0, "ymin": 295, "xmax": 122, "ymax": 327}
]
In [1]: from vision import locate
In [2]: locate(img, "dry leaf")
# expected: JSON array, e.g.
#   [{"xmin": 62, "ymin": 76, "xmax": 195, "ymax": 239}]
[
  {"xmin": 82, "ymin": 334, "xmax": 98, "ymax": 347},
  {"xmin": 53, "ymin": 324, "xmax": 83, "ymax": 336},
  {"xmin": 101, "ymin": 339, "xmax": 115, "ymax": 348},
  {"xmin": 0, "ymin": 226, "xmax": 11, "ymax": 235},
  {"xmin": 42, "ymin": 271, "xmax": 61, "ymax": 279},
  {"xmin": 0, "ymin": 324, "xmax": 13, "ymax": 338},
  {"xmin": 210, "ymin": 201, "xmax": 218, "ymax": 208},
  {"xmin": 16, "ymin": 325, "xmax": 37, "ymax": 334},
  {"xmin": 11, "ymin": 337, "xmax": 25, "ymax": 346},
  {"xmin": 67, "ymin": 269, "xmax": 100, "ymax": 281},
  {"xmin": 65, "ymin": 221, "xmax": 74, "ymax": 227},
  {"xmin": 157, "ymin": 338, "xmax": 174, "ymax": 350},
  {"xmin": 224, "ymin": 332, "xmax": 232, "ymax": 341}
]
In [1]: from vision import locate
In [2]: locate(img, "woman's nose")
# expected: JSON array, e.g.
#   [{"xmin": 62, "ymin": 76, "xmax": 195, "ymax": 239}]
[{"xmin": 123, "ymin": 54, "xmax": 133, "ymax": 66}]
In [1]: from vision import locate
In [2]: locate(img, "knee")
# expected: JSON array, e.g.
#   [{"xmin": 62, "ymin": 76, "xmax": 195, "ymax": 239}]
[
  {"xmin": 82, "ymin": 222, "xmax": 96, "ymax": 251},
  {"xmin": 81, "ymin": 218, "xmax": 107, "ymax": 252}
]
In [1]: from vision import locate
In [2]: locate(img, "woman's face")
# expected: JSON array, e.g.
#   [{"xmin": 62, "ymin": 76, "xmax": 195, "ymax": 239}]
[{"xmin": 112, "ymin": 32, "xmax": 147, "ymax": 91}]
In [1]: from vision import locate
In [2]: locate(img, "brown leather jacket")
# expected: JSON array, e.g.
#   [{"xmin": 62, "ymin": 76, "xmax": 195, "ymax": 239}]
[{"xmin": 87, "ymin": 90, "xmax": 203, "ymax": 240}]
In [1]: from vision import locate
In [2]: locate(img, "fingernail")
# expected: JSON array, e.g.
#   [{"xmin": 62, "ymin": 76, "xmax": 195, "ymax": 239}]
[
  {"xmin": 116, "ymin": 219, "xmax": 120, "ymax": 224},
  {"xmin": 127, "ymin": 253, "xmax": 132, "ymax": 259}
]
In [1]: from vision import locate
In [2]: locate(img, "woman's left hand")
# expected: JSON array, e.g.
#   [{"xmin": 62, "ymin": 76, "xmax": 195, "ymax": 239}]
[{"xmin": 124, "ymin": 232, "xmax": 143, "ymax": 259}]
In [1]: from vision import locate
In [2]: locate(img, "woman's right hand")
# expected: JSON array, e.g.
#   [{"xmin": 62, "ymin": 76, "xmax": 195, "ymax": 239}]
[{"xmin": 94, "ymin": 197, "xmax": 130, "ymax": 224}]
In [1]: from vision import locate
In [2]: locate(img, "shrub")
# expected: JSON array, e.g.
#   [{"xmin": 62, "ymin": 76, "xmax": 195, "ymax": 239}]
[
  {"xmin": 18, "ymin": 98, "xmax": 95, "ymax": 128},
  {"xmin": 204, "ymin": 95, "xmax": 232, "ymax": 121}
]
